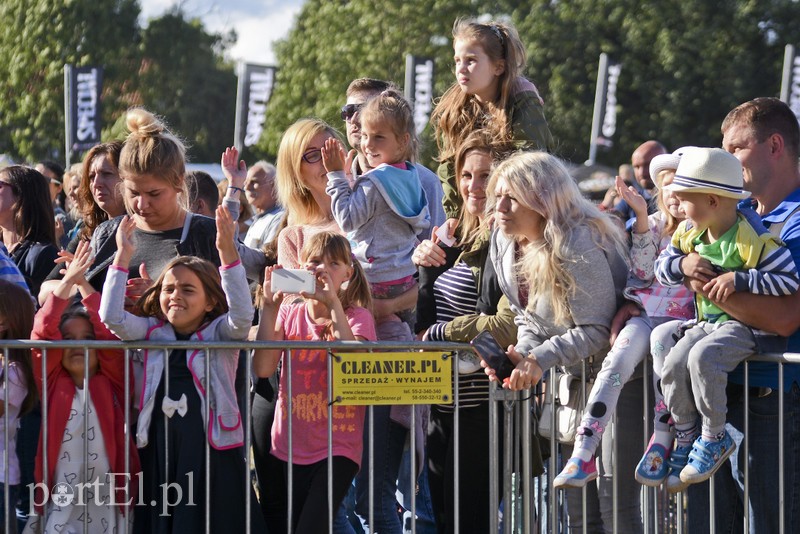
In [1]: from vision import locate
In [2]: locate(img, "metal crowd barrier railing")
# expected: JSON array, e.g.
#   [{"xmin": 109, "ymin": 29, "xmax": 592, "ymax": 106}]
[{"xmin": 0, "ymin": 339, "xmax": 796, "ymax": 534}]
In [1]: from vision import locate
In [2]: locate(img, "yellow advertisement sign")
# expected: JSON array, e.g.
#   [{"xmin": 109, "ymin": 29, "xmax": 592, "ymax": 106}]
[{"xmin": 331, "ymin": 351, "xmax": 453, "ymax": 405}]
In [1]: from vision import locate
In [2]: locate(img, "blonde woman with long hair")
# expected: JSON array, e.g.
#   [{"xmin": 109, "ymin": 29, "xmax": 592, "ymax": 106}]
[{"xmin": 484, "ymin": 151, "xmax": 646, "ymax": 532}]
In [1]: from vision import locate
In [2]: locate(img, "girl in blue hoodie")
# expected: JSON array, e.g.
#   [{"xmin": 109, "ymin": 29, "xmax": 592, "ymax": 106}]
[{"xmin": 322, "ymin": 89, "xmax": 430, "ymax": 337}]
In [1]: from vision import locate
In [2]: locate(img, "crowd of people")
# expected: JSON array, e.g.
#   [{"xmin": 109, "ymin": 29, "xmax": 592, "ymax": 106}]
[{"xmin": 0, "ymin": 15, "xmax": 798, "ymax": 534}]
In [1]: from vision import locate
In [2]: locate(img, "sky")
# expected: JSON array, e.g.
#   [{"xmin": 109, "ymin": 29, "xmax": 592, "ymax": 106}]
[{"xmin": 138, "ymin": 0, "xmax": 305, "ymax": 65}]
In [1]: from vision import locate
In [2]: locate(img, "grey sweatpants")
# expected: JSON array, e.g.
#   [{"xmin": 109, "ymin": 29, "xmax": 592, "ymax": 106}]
[{"xmin": 661, "ymin": 320, "xmax": 755, "ymax": 435}]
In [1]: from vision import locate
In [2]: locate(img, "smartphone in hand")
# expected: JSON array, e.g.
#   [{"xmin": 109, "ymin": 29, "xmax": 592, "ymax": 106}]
[
  {"xmin": 270, "ymin": 268, "xmax": 315, "ymax": 294},
  {"xmin": 470, "ymin": 331, "xmax": 515, "ymax": 381}
]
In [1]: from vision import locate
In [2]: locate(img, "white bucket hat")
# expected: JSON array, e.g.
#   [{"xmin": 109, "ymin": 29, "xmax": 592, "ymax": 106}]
[
  {"xmin": 664, "ymin": 146, "xmax": 750, "ymax": 199},
  {"xmin": 649, "ymin": 146, "xmax": 695, "ymax": 188}
]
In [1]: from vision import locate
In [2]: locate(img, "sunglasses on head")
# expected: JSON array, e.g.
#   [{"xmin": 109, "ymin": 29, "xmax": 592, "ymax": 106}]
[{"xmin": 340, "ymin": 103, "xmax": 363, "ymax": 121}]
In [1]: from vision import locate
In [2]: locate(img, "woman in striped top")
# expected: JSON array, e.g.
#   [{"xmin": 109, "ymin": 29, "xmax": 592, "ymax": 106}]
[{"xmin": 413, "ymin": 130, "xmax": 517, "ymax": 534}]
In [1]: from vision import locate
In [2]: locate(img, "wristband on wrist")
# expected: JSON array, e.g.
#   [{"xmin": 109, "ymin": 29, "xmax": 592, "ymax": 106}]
[{"xmin": 228, "ymin": 186, "xmax": 245, "ymax": 194}]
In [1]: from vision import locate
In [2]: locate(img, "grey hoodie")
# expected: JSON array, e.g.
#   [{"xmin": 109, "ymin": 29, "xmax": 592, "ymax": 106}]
[
  {"xmin": 328, "ymin": 163, "xmax": 430, "ymax": 283},
  {"xmin": 490, "ymin": 226, "xmax": 628, "ymax": 372}
]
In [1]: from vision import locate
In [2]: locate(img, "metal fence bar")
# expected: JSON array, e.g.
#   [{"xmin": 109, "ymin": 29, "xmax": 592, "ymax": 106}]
[
  {"xmin": 326, "ymin": 349, "xmax": 334, "ymax": 534},
  {"xmin": 82, "ymin": 347, "xmax": 89, "ymax": 534},
  {"xmin": 124, "ymin": 348, "xmax": 131, "ymax": 534},
  {"xmin": 286, "ymin": 346, "xmax": 293, "ymax": 534},
  {"xmin": 3, "ymin": 349, "xmax": 9, "ymax": 534},
  {"xmin": 779, "ymin": 361, "xmax": 785, "ymax": 534},
  {"xmin": 42, "ymin": 345, "xmax": 49, "ymax": 532},
  {"xmin": 2, "ymin": 339, "xmax": 798, "ymax": 533},
  {"xmin": 244, "ymin": 349, "xmax": 252, "ymax": 534},
  {"xmin": 488, "ymin": 381, "xmax": 499, "ymax": 534},
  {"xmin": 453, "ymin": 352, "xmax": 460, "ymax": 534}
]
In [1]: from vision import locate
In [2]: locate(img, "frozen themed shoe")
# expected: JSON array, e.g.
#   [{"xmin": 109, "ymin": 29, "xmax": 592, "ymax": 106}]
[
  {"xmin": 635, "ymin": 436, "xmax": 671, "ymax": 486},
  {"xmin": 553, "ymin": 456, "xmax": 598, "ymax": 489},
  {"xmin": 665, "ymin": 442, "xmax": 693, "ymax": 493},
  {"xmin": 680, "ymin": 431, "xmax": 736, "ymax": 484}
]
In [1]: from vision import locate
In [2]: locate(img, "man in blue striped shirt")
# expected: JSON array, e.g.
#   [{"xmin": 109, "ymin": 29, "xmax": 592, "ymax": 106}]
[{"xmin": 0, "ymin": 243, "xmax": 30, "ymax": 293}]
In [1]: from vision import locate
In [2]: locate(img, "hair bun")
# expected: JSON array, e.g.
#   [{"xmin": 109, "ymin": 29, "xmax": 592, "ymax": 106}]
[{"xmin": 126, "ymin": 107, "xmax": 166, "ymax": 137}]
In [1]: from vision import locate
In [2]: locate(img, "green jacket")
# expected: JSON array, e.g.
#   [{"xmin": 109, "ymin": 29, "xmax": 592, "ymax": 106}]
[
  {"xmin": 435, "ymin": 229, "xmax": 518, "ymax": 348},
  {"xmin": 437, "ymin": 81, "xmax": 554, "ymax": 219}
]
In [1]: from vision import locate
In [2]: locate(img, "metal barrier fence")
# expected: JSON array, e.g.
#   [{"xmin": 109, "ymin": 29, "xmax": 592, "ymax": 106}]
[{"xmin": 0, "ymin": 339, "xmax": 796, "ymax": 533}]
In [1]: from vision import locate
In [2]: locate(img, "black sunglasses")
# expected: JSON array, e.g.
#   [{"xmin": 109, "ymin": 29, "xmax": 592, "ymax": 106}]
[{"xmin": 340, "ymin": 103, "xmax": 363, "ymax": 121}]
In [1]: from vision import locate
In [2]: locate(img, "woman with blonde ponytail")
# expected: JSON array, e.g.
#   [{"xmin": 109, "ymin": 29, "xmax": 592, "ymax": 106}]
[{"xmin": 84, "ymin": 107, "xmax": 262, "ymax": 301}]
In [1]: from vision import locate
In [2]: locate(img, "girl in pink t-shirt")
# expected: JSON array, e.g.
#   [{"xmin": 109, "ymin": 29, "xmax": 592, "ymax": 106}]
[{"xmin": 254, "ymin": 231, "xmax": 376, "ymax": 534}]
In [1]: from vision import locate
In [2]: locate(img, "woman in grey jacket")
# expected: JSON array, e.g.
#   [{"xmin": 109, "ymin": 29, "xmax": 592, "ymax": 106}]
[{"xmin": 485, "ymin": 151, "xmax": 644, "ymax": 532}]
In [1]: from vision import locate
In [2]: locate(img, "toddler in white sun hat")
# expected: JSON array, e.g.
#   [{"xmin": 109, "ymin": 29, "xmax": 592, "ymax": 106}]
[{"xmin": 643, "ymin": 146, "xmax": 799, "ymax": 491}]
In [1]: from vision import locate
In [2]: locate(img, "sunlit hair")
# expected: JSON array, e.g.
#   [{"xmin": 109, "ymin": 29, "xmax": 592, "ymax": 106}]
[
  {"xmin": 138, "ymin": 256, "xmax": 228, "ymax": 323},
  {"xmin": 0, "ymin": 166, "xmax": 56, "ymax": 246},
  {"xmin": 300, "ymin": 231, "xmax": 372, "ymax": 317},
  {"xmin": 359, "ymin": 89, "xmax": 417, "ymax": 162},
  {"xmin": 487, "ymin": 152, "xmax": 629, "ymax": 326},
  {"xmin": 79, "ymin": 141, "xmax": 123, "ymax": 239},
  {"xmin": 453, "ymin": 129, "xmax": 510, "ymax": 248},
  {"xmin": 119, "ymin": 107, "xmax": 188, "ymax": 212},
  {"xmin": 275, "ymin": 118, "xmax": 342, "ymax": 226},
  {"xmin": 346, "ymin": 78, "xmax": 396, "ymax": 98},
  {"xmin": 722, "ymin": 97, "xmax": 800, "ymax": 161},
  {"xmin": 0, "ymin": 280, "xmax": 37, "ymax": 415},
  {"xmin": 654, "ymin": 169, "xmax": 682, "ymax": 239},
  {"xmin": 431, "ymin": 18, "xmax": 536, "ymax": 164}
]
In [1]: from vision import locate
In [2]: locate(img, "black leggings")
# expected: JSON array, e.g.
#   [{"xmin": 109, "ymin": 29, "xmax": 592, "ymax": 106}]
[
  {"xmin": 264, "ymin": 455, "xmax": 359, "ymax": 534},
  {"xmin": 427, "ymin": 402, "xmax": 500, "ymax": 534}
]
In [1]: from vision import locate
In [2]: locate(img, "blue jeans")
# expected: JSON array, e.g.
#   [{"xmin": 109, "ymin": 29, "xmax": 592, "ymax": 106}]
[
  {"xmin": 687, "ymin": 382, "xmax": 800, "ymax": 533},
  {"xmin": 333, "ymin": 483, "xmax": 363, "ymax": 534},
  {"xmin": 355, "ymin": 405, "xmax": 407, "ymax": 534},
  {"xmin": 397, "ymin": 444, "xmax": 436, "ymax": 534}
]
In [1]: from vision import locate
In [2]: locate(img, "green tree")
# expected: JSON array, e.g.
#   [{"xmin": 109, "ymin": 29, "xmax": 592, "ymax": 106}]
[
  {"xmin": 0, "ymin": 0, "xmax": 140, "ymax": 162},
  {"xmin": 261, "ymin": 0, "xmax": 800, "ymax": 167},
  {"xmin": 517, "ymin": 0, "xmax": 800, "ymax": 164},
  {"xmin": 258, "ymin": 0, "xmax": 503, "ymax": 163},
  {"xmin": 136, "ymin": 8, "xmax": 238, "ymax": 162}
]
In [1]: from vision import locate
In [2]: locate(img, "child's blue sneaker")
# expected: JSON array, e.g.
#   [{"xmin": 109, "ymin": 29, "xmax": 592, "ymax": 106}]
[
  {"xmin": 665, "ymin": 442, "xmax": 693, "ymax": 493},
  {"xmin": 680, "ymin": 431, "xmax": 736, "ymax": 484},
  {"xmin": 635, "ymin": 437, "xmax": 671, "ymax": 487},
  {"xmin": 553, "ymin": 456, "xmax": 598, "ymax": 489}
]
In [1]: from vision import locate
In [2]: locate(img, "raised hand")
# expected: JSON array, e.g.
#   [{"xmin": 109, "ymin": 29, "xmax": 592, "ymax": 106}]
[
  {"xmin": 215, "ymin": 205, "xmax": 239, "ymax": 266},
  {"xmin": 113, "ymin": 215, "xmax": 137, "ymax": 268},
  {"xmin": 322, "ymin": 137, "xmax": 346, "ymax": 173},
  {"xmin": 221, "ymin": 146, "xmax": 247, "ymax": 189},
  {"xmin": 62, "ymin": 240, "xmax": 94, "ymax": 286},
  {"xmin": 615, "ymin": 175, "xmax": 648, "ymax": 219}
]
